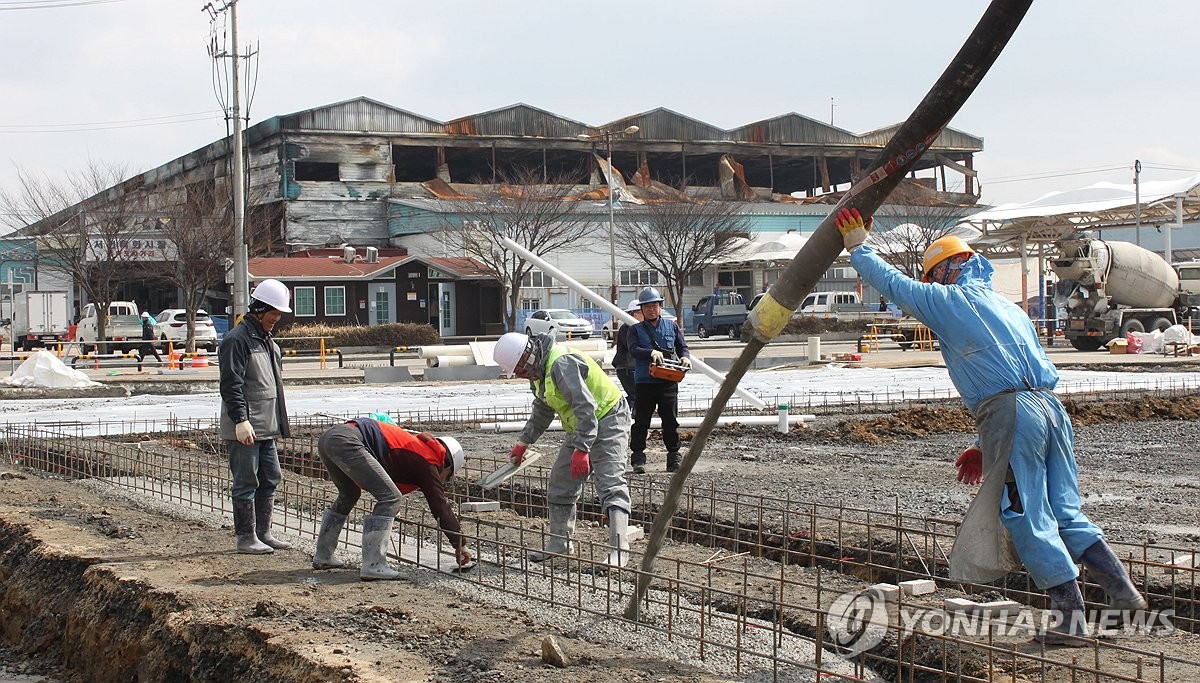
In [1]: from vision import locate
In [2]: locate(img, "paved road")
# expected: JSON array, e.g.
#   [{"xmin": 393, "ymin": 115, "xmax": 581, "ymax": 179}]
[{"xmin": 35, "ymin": 332, "xmax": 1196, "ymax": 394}]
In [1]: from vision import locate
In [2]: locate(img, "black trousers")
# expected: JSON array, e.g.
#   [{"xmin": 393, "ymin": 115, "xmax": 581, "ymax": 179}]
[
  {"xmin": 631, "ymin": 381, "xmax": 680, "ymax": 457},
  {"xmin": 616, "ymin": 368, "xmax": 637, "ymax": 416}
]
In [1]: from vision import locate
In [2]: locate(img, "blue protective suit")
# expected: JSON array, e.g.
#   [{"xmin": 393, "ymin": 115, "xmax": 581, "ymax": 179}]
[{"xmin": 851, "ymin": 245, "xmax": 1103, "ymax": 589}]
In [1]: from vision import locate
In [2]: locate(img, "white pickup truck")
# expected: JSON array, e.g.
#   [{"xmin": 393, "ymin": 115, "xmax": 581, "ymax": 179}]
[{"xmin": 75, "ymin": 301, "xmax": 144, "ymax": 353}]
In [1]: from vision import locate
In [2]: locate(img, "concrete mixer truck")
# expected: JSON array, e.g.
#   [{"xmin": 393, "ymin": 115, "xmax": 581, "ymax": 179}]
[{"xmin": 1050, "ymin": 237, "xmax": 1200, "ymax": 351}]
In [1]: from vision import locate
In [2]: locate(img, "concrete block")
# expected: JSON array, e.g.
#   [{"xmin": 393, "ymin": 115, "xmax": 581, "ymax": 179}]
[
  {"xmin": 944, "ymin": 597, "xmax": 976, "ymax": 613},
  {"xmin": 970, "ymin": 600, "xmax": 1021, "ymax": 617},
  {"xmin": 1167, "ymin": 554, "xmax": 1198, "ymax": 574},
  {"xmin": 627, "ymin": 525, "xmax": 645, "ymax": 543},
  {"xmin": 424, "ymin": 365, "xmax": 505, "ymax": 382},
  {"xmin": 900, "ymin": 579, "xmax": 937, "ymax": 596},
  {"xmin": 459, "ymin": 500, "xmax": 501, "ymax": 514},
  {"xmin": 869, "ymin": 583, "xmax": 900, "ymax": 602},
  {"xmin": 363, "ymin": 366, "xmax": 414, "ymax": 383}
]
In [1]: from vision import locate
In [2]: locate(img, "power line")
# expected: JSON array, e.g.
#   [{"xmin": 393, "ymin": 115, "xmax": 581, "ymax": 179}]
[
  {"xmin": 986, "ymin": 164, "xmax": 1128, "ymax": 184},
  {"xmin": 0, "ymin": 111, "xmax": 223, "ymax": 134},
  {"xmin": 0, "ymin": 0, "xmax": 127, "ymax": 10}
]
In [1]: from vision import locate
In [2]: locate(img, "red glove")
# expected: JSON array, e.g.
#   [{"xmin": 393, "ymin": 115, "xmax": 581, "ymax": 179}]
[
  {"xmin": 456, "ymin": 546, "xmax": 474, "ymax": 567},
  {"xmin": 509, "ymin": 442, "xmax": 528, "ymax": 465},
  {"xmin": 570, "ymin": 449, "xmax": 591, "ymax": 479},
  {"xmin": 955, "ymin": 447, "xmax": 984, "ymax": 485}
]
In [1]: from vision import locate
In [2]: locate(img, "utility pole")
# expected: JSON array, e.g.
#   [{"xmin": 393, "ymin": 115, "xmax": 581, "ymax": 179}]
[
  {"xmin": 1133, "ymin": 159, "xmax": 1142, "ymax": 248},
  {"xmin": 205, "ymin": 1, "xmax": 253, "ymax": 316}
]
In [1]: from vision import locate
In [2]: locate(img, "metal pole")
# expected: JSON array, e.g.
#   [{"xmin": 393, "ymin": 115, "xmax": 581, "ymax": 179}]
[
  {"xmin": 1168, "ymin": 193, "xmax": 1184, "ymax": 265},
  {"xmin": 230, "ymin": 0, "xmax": 249, "ymax": 316},
  {"xmin": 1134, "ymin": 159, "xmax": 1142, "ymax": 248},
  {"xmin": 607, "ymin": 132, "xmax": 617, "ymax": 309}
]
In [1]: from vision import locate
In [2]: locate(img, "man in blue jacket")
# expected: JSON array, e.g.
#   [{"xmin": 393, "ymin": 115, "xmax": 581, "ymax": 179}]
[
  {"xmin": 628, "ymin": 286, "xmax": 691, "ymax": 474},
  {"xmin": 835, "ymin": 208, "xmax": 1145, "ymax": 647}
]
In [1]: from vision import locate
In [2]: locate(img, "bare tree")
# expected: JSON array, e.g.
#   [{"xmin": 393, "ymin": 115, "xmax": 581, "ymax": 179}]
[
  {"xmin": 869, "ymin": 203, "xmax": 975, "ymax": 279},
  {"xmin": 0, "ymin": 161, "xmax": 147, "ymax": 347},
  {"xmin": 614, "ymin": 197, "xmax": 750, "ymax": 317},
  {"xmin": 440, "ymin": 166, "xmax": 591, "ymax": 331},
  {"xmin": 141, "ymin": 178, "xmax": 241, "ymax": 352}
]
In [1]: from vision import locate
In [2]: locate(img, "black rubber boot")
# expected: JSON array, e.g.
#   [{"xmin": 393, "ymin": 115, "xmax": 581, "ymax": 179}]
[
  {"xmin": 232, "ymin": 500, "xmax": 272, "ymax": 554},
  {"xmin": 1033, "ymin": 579, "xmax": 1089, "ymax": 648},
  {"xmin": 1082, "ymin": 539, "xmax": 1148, "ymax": 611},
  {"xmin": 255, "ymin": 496, "xmax": 292, "ymax": 550},
  {"xmin": 666, "ymin": 452, "xmax": 681, "ymax": 473}
]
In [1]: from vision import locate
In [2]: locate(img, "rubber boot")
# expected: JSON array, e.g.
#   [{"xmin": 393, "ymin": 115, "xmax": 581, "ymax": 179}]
[
  {"xmin": 1081, "ymin": 539, "xmax": 1148, "ymax": 611},
  {"xmin": 232, "ymin": 500, "xmax": 272, "ymax": 554},
  {"xmin": 312, "ymin": 509, "xmax": 347, "ymax": 569},
  {"xmin": 255, "ymin": 496, "xmax": 292, "ymax": 550},
  {"xmin": 1033, "ymin": 579, "xmax": 1089, "ymax": 648},
  {"xmin": 529, "ymin": 504, "xmax": 576, "ymax": 562},
  {"xmin": 603, "ymin": 507, "xmax": 631, "ymax": 568},
  {"xmin": 666, "ymin": 452, "xmax": 682, "ymax": 473},
  {"xmin": 630, "ymin": 452, "xmax": 646, "ymax": 475},
  {"xmin": 360, "ymin": 515, "xmax": 402, "ymax": 581}
]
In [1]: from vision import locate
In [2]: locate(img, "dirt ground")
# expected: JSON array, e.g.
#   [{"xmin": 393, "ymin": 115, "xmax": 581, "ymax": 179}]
[{"xmin": 2, "ymin": 391, "xmax": 1200, "ymax": 681}]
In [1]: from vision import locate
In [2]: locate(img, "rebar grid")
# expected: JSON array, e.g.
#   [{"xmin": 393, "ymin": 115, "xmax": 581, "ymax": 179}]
[{"xmin": 3, "ymin": 423, "xmax": 1197, "ymax": 682}]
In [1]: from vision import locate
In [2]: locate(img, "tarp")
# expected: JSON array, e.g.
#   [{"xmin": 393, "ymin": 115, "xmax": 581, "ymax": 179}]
[
  {"xmin": 1, "ymin": 350, "xmax": 102, "ymax": 388},
  {"xmin": 962, "ymin": 173, "xmax": 1200, "ymax": 254}
]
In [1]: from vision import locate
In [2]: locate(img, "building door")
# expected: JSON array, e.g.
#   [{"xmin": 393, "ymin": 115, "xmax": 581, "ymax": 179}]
[
  {"xmin": 430, "ymin": 282, "xmax": 456, "ymax": 337},
  {"xmin": 371, "ymin": 283, "xmax": 395, "ymax": 325}
]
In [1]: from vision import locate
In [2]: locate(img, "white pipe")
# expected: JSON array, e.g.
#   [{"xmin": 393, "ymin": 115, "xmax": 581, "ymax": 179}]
[
  {"xmin": 418, "ymin": 344, "xmax": 474, "ymax": 359},
  {"xmin": 430, "ymin": 355, "xmax": 472, "ymax": 367},
  {"xmin": 479, "ymin": 414, "xmax": 814, "ymax": 433},
  {"xmin": 497, "ymin": 235, "xmax": 767, "ymax": 409}
]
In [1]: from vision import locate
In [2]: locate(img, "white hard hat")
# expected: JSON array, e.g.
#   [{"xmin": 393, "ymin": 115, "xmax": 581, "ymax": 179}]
[
  {"xmin": 250, "ymin": 278, "xmax": 291, "ymax": 313},
  {"xmin": 141, "ymin": 311, "xmax": 149, "ymax": 318},
  {"xmin": 625, "ymin": 298, "xmax": 641, "ymax": 313},
  {"xmin": 493, "ymin": 332, "xmax": 530, "ymax": 377},
  {"xmin": 437, "ymin": 436, "xmax": 465, "ymax": 474}
]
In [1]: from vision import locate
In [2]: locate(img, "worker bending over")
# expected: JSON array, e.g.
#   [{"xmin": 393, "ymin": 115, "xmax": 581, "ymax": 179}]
[{"xmin": 313, "ymin": 417, "xmax": 472, "ymax": 579}]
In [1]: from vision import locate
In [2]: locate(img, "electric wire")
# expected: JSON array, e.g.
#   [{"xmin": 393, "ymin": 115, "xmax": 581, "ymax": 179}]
[{"xmin": 0, "ymin": 0, "xmax": 126, "ymax": 10}]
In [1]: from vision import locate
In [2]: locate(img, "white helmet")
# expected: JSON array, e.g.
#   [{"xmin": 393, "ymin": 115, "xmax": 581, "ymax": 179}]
[
  {"xmin": 437, "ymin": 436, "xmax": 465, "ymax": 474},
  {"xmin": 250, "ymin": 278, "xmax": 291, "ymax": 313},
  {"xmin": 625, "ymin": 298, "xmax": 641, "ymax": 313},
  {"xmin": 493, "ymin": 332, "xmax": 530, "ymax": 377}
]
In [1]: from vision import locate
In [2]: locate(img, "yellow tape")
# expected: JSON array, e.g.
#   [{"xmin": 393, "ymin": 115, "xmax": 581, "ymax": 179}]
[{"xmin": 746, "ymin": 294, "xmax": 792, "ymax": 341}]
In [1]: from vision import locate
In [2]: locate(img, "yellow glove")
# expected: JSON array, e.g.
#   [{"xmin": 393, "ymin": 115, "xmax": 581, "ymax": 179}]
[
  {"xmin": 679, "ymin": 356, "xmax": 692, "ymax": 369},
  {"xmin": 835, "ymin": 207, "xmax": 873, "ymax": 252},
  {"xmin": 649, "ymin": 350, "xmax": 665, "ymax": 365},
  {"xmin": 234, "ymin": 420, "xmax": 256, "ymax": 445}
]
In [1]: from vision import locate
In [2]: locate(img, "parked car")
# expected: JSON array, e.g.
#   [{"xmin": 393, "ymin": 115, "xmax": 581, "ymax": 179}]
[
  {"xmin": 601, "ymin": 310, "xmax": 677, "ymax": 341},
  {"xmin": 154, "ymin": 308, "xmax": 219, "ymax": 352},
  {"xmin": 523, "ymin": 309, "xmax": 593, "ymax": 340}
]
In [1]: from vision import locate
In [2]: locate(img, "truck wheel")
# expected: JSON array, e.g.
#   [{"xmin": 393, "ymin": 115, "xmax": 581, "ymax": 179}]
[
  {"xmin": 697, "ymin": 324, "xmax": 709, "ymax": 339},
  {"xmin": 726, "ymin": 325, "xmax": 740, "ymax": 340},
  {"xmin": 1148, "ymin": 317, "xmax": 1173, "ymax": 333},
  {"xmin": 1069, "ymin": 336, "xmax": 1104, "ymax": 351},
  {"xmin": 1120, "ymin": 319, "xmax": 1145, "ymax": 336}
]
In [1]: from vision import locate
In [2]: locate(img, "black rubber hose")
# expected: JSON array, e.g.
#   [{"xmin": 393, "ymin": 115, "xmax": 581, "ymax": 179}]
[{"xmin": 626, "ymin": 0, "xmax": 1035, "ymax": 620}]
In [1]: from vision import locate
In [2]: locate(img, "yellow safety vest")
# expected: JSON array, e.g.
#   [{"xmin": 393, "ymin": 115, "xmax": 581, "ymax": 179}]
[{"xmin": 535, "ymin": 345, "xmax": 622, "ymax": 433}]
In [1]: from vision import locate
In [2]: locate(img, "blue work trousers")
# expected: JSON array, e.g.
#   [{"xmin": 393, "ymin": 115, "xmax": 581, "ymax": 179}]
[{"xmin": 977, "ymin": 389, "xmax": 1104, "ymax": 589}]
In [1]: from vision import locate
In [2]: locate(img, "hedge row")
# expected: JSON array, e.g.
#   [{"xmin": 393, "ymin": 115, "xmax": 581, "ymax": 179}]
[{"xmin": 275, "ymin": 322, "xmax": 442, "ymax": 350}]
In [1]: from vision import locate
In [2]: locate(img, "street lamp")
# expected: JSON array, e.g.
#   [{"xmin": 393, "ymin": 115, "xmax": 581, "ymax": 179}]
[{"xmin": 579, "ymin": 125, "xmax": 640, "ymax": 314}]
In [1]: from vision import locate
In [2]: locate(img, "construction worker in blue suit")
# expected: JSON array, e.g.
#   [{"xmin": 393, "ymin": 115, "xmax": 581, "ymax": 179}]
[{"xmin": 836, "ymin": 207, "xmax": 1146, "ymax": 647}]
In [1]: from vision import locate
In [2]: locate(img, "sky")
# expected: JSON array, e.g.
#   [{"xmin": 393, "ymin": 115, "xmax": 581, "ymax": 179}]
[{"xmin": 2, "ymin": 0, "xmax": 1199, "ymax": 223}]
